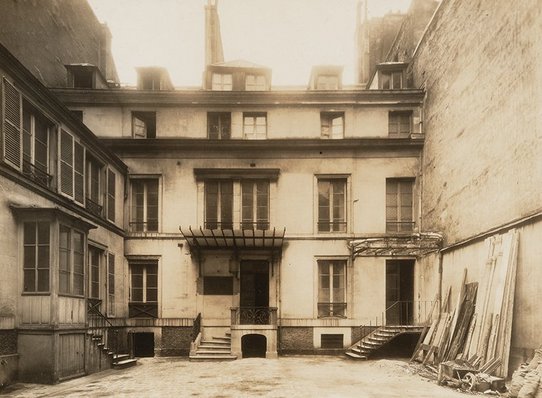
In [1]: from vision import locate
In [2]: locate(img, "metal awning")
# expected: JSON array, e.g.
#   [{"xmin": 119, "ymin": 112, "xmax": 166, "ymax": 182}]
[
  {"xmin": 180, "ymin": 226, "xmax": 285, "ymax": 252},
  {"xmin": 349, "ymin": 233, "xmax": 443, "ymax": 258}
]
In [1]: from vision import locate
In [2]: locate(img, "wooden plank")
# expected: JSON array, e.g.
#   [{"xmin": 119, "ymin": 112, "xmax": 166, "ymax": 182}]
[
  {"xmin": 486, "ymin": 313, "xmax": 500, "ymax": 363},
  {"xmin": 444, "ymin": 268, "xmax": 468, "ymax": 357},
  {"xmin": 461, "ymin": 312, "xmax": 477, "ymax": 359},
  {"xmin": 445, "ymin": 282, "xmax": 478, "ymax": 361}
]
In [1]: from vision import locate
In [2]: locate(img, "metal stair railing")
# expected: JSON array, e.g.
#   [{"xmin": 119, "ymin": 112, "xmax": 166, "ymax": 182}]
[{"xmin": 87, "ymin": 299, "xmax": 120, "ymax": 359}]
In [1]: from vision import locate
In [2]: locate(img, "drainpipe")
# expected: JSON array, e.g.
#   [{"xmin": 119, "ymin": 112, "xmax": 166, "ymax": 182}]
[{"xmin": 437, "ymin": 250, "xmax": 443, "ymax": 314}]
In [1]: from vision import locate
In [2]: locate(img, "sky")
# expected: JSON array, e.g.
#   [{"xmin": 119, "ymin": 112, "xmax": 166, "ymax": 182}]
[{"xmin": 88, "ymin": 0, "xmax": 412, "ymax": 87}]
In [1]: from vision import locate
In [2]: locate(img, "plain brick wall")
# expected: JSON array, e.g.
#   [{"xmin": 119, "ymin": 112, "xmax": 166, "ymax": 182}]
[
  {"xmin": 160, "ymin": 327, "xmax": 191, "ymax": 356},
  {"xmin": 0, "ymin": 330, "xmax": 16, "ymax": 355},
  {"xmin": 279, "ymin": 327, "xmax": 313, "ymax": 354}
]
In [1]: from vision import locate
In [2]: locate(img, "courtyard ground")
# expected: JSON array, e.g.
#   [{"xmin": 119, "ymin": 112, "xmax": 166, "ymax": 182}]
[{"xmin": 1, "ymin": 356, "xmax": 469, "ymax": 398}]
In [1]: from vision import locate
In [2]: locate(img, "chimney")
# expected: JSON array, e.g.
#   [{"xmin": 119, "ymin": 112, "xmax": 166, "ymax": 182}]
[
  {"xmin": 205, "ymin": 0, "xmax": 224, "ymax": 66},
  {"xmin": 355, "ymin": 0, "xmax": 370, "ymax": 85}
]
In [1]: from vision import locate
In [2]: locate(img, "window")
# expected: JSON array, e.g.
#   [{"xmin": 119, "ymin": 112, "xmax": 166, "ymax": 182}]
[
  {"xmin": 388, "ymin": 111, "xmax": 412, "ymax": 137},
  {"xmin": 107, "ymin": 169, "xmax": 116, "ymax": 222},
  {"xmin": 23, "ymin": 221, "xmax": 50, "ymax": 293},
  {"xmin": 245, "ymin": 74, "xmax": 267, "ymax": 91},
  {"xmin": 381, "ymin": 71, "xmax": 403, "ymax": 89},
  {"xmin": 321, "ymin": 112, "xmax": 344, "ymax": 139},
  {"xmin": 316, "ymin": 75, "xmax": 339, "ymax": 90},
  {"xmin": 140, "ymin": 74, "xmax": 161, "ymax": 90},
  {"xmin": 107, "ymin": 253, "xmax": 115, "ymax": 316},
  {"xmin": 243, "ymin": 113, "xmax": 267, "ymax": 139},
  {"xmin": 203, "ymin": 277, "xmax": 234, "ymax": 295},
  {"xmin": 207, "ymin": 112, "xmax": 231, "ymax": 139},
  {"xmin": 22, "ymin": 101, "xmax": 51, "ymax": 187},
  {"xmin": 3, "ymin": 78, "xmax": 22, "ymax": 169},
  {"xmin": 318, "ymin": 178, "xmax": 346, "ymax": 232},
  {"xmin": 386, "ymin": 178, "xmax": 414, "ymax": 233},
  {"xmin": 59, "ymin": 129, "xmax": 85, "ymax": 204},
  {"xmin": 318, "ymin": 260, "xmax": 346, "ymax": 317},
  {"xmin": 88, "ymin": 246, "xmax": 102, "ymax": 300},
  {"xmin": 71, "ymin": 69, "xmax": 94, "ymax": 89},
  {"xmin": 132, "ymin": 111, "xmax": 156, "ymax": 138},
  {"xmin": 130, "ymin": 178, "xmax": 159, "ymax": 232},
  {"xmin": 211, "ymin": 73, "xmax": 232, "ymax": 91},
  {"xmin": 86, "ymin": 156, "xmax": 103, "ymax": 216},
  {"xmin": 59, "ymin": 225, "xmax": 85, "ymax": 296},
  {"xmin": 241, "ymin": 180, "xmax": 269, "ymax": 230},
  {"xmin": 129, "ymin": 262, "xmax": 158, "ymax": 317},
  {"xmin": 205, "ymin": 180, "xmax": 233, "ymax": 229}
]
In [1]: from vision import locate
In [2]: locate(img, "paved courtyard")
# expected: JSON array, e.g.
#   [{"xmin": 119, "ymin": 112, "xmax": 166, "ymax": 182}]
[{"xmin": 1, "ymin": 356, "xmax": 468, "ymax": 398}]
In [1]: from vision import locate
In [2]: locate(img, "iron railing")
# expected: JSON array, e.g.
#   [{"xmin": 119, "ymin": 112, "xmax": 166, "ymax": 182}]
[
  {"xmin": 204, "ymin": 221, "xmax": 270, "ymax": 230},
  {"xmin": 22, "ymin": 160, "xmax": 52, "ymax": 188},
  {"xmin": 318, "ymin": 302, "xmax": 347, "ymax": 318},
  {"xmin": 231, "ymin": 307, "xmax": 278, "ymax": 326},
  {"xmin": 129, "ymin": 221, "xmax": 159, "ymax": 232},
  {"xmin": 191, "ymin": 313, "xmax": 201, "ymax": 342},
  {"xmin": 87, "ymin": 298, "xmax": 120, "ymax": 357},
  {"xmin": 386, "ymin": 221, "xmax": 415, "ymax": 233},
  {"xmin": 85, "ymin": 197, "xmax": 103, "ymax": 217},
  {"xmin": 128, "ymin": 302, "xmax": 158, "ymax": 318},
  {"xmin": 317, "ymin": 221, "xmax": 347, "ymax": 233}
]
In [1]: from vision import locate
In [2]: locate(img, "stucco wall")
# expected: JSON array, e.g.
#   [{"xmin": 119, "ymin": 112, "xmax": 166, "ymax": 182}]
[{"xmin": 410, "ymin": 0, "xmax": 542, "ymax": 244}]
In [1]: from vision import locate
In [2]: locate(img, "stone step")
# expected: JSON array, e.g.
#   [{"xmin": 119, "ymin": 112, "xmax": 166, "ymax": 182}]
[
  {"xmin": 189, "ymin": 354, "xmax": 237, "ymax": 362},
  {"xmin": 113, "ymin": 354, "xmax": 130, "ymax": 361},
  {"xmin": 196, "ymin": 349, "xmax": 232, "ymax": 355},
  {"xmin": 345, "ymin": 352, "xmax": 367, "ymax": 360},
  {"xmin": 112, "ymin": 358, "xmax": 138, "ymax": 369},
  {"xmin": 201, "ymin": 340, "xmax": 230, "ymax": 346},
  {"xmin": 197, "ymin": 345, "xmax": 231, "ymax": 351},
  {"xmin": 212, "ymin": 336, "xmax": 231, "ymax": 342}
]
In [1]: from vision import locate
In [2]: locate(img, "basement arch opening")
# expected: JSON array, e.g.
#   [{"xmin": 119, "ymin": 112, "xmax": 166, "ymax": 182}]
[{"xmin": 241, "ymin": 334, "xmax": 267, "ymax": 358}]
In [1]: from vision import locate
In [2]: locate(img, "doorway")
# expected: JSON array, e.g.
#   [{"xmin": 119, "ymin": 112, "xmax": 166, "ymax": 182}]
[
  {"xmin": 386, "ymin": 260, "xmax": 414, "ymax": 325},
  {"xmin": 240, "ymin": 261, "xmax": 269, "ymax": 324},
  {"xmin": 242, "ymin": 334, "xmax": 267, "ymax": 358},
  {"xmin": 133, "ymin": 332, "xmax": 155, "ymax": 357}
]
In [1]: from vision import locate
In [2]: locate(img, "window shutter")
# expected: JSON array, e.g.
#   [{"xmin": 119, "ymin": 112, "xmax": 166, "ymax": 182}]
[
  {"xmin": 3, "ymin": 78, "xmax": 22, "ymax": 168},
  {"xmin": 60, "ymin": 130, "xmax": 74, "ymax": 196},
  {"xmin": 107, "ymin": 169, "xmax": 116, "ymax": 221},
  {"xmin": 73, "ymin": 141, "xmax": 85, "ymax": 203}
]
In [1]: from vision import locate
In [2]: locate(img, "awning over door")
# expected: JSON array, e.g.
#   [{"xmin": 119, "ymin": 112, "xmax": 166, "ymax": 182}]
[
  {"xmin": 180, "ymin": 226, "xmax": 285, "ymax": 252},
  {"xmin": 349, "ymin": 233, "xmax": 442, "ymax": 257}
]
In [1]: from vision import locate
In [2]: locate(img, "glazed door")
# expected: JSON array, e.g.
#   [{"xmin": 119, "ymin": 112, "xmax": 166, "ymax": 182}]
[
  {"xmin": 240, "ymin": 261, "xmax": 269, "ymax": 324},
  {"xmin": 386, "ymin": 260, "xmax": 414, "ymax": 325}
]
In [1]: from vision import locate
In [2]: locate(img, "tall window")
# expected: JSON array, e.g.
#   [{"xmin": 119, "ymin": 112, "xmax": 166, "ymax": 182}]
[
  {"xmin": 211, "ymin": 73, "xmax": 232, "ymax": 91},
  {"xmin": 321, "ymin": 112, "xmax": 344, "ymax": 139},
  {"xmin": 131, "ymin": 178, "xmax": 159, "ymax": 232},
  {"xmin": 59, "ymin": 129, "xmax": 85, "ymax": 204},
  {"xmin": 318, "ymin": 178, "xmax": 347, "ymax": 232},
  {"xmin": 129, "ymin": 262, "xmax": 158, "ymax": 318},
  {"xmin": 386, "ymin": 178, "xmax": 415, "ymax": 232},
  {"xmin": 107, "ymin": 253, "xmax": 115, "ymax": 316},
  {"xmin": 318, "ymin": 260, "xmax": 346, "ymax": 317},
  {"xmin": 241, "ymin": 180, "xmax": 269, "ymax": 230},
  {"xmin": 107, "ymin": 169, "xmax": 116, "ymax": 222},
  {"xmin": 245, "ymin": 74, "xmax": 267, "ymax": 91},
  {"xmin": 207, "ymin": 112, "xmax": 231, "ymax": 139},
  {"xmin": 205, "ymin": 180, "xmax": 233, "ymax": 229},
  {"xmin": 388, "ymin": 111, "xmax": 412, "ymax": 137},
  {"xmin": 22, "ymin": 101, "xmax": 50, "ymax": 187},
  {"xmin": 132, "ymin": 111, "xmax": 156, "ymax": 138},
  {"xmin": 243, "ymin": 113, "xmax": 267, "ymax": 139},
  {"xmin": 88, "ymin": 246, "xmax": 102, "ymax": 300},
  {"xmin": 23, "ymin": 221, "xmax": 50, "ymax": 293},
  {"xmin": 59, "ymin": 226, "xmax": 85, "ymax": 296},
  {"xmin": 86, "ymin": 156, "xmax": 102, "ymax": 216}
]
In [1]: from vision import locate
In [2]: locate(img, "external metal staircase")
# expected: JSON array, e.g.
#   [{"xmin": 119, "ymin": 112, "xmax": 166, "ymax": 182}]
[{"xmin": 345, "ymin": 325, "xmax": 425, "ymax": 360}]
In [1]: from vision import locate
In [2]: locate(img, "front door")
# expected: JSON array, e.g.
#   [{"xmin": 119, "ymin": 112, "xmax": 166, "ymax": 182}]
[
  {"xmin": 240, "ymin": 261, "xmax": 269, "ymax": 324},
  {"xmin": 386, "ymin": 260, "xmax": 414, "ymax": 325}
]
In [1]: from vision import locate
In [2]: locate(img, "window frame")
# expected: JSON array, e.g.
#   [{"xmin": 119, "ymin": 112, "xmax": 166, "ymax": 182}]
[
  {"xmin": 129, "ymin": 262, "xmax": 158, "ymax": 303},
  {"xmin": 385, "ymin": 178, "xmax": 415, "ymax": 233},
  {"xmin": 207, "ymin": 112, "xmax": 231, "ymax": 139},
  {"xmin": 245, "ymin": 74, "xmax": 267, "ymax": 91},
  {"xmin": 317, "ymin": 259, "xmax": 347, "ymax": 318},
  {"xmin": 241, "ymin": 180, "xmax": 270, "ymax": 230},
  {"xmin": 320, "ymin": 112, "xmax": 345, "ymax": 139},
  {"xmin": 131, "ymin": 111, "xmax": 156, "ymax": 139},
  {"xmin": 243, "ymin": 112, "xmax": 267, "ymax": 139},
  {"xmin": 204, "ymin": 180, "xmax": 234, "ymax": 229},
  {"xmin": 129, "ymin": 176, "xmax": 160, "ymax": 232},
  {"xmin": 316, "ymin": 177, "xmax": 348, "ymax": 233},
  {"xmin": 22, "ymin": 221, "xmax": 51, "ymax": 294},
  {"xmin": 388, "ymin": 111, "xmax": 412, "ymax": 138},
  {"xmin": 106, "ymin": 168, "xmax": 116, "ymax": 222},
  {"xmin": 211, "ymin": 73, "xmax": 233, "ymax": 91},
  {"xmin": 59, "ymin": 128, "xmax": 86, "ymax": 206},
  {"xmin": 58, "ymin": 224, "xmax": 86, "ymax": 297},
  {"xmin": 107, "ymin": 253, "xmax": 115, "ymax": 317},
  {"xmin": 316, "ymin": 75, "xmax": 339, "ymax": 90},
  {"xmin": 88, "ymin": 245, "xmax": 103, "ymax": 301}
]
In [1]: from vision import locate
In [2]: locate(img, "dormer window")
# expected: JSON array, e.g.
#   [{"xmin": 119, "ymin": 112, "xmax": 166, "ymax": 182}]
[
  {"xmin": 136, "ymin": 67, "xmax": 173, "ymax": 91},
  {"xmin": 316, "ymin": 75, "xmax": 339, "ymax": 90},
  {"xmin": 212, "ymin": 73, "xmax": 232, "ymax": 91},
  {"xmin": 140, "ymin": 74, "xmax": 161, "ymax": 90},
  {"xmin": 72, "ymin": 69, "xmax": 94, "ymax": 88},
  {"xmin": 245, "ymin": 74, "xmax": 267, "ymax": 91},
  {"xmin": 381, "ymin": 71, "xmax": 403, "ymax": 90}
]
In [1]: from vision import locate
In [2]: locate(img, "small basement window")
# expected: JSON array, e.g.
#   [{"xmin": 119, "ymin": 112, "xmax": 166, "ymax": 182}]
[
  {"xmin": 321, "ymin": 334, "xmax": 344, "ymax": 349},
  {"xmin": 132, "ymin": 111, "xmax": 156, "ymax": 138}
]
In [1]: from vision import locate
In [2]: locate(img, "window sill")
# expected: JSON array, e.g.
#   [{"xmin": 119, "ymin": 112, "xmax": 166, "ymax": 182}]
[
  {"xmin": 21, "ymin": 292, "xmax": 51, "ymax": 296},
  {"xmin": 58, "ymin": 293, "xmax": 85, "ymax": 299}
]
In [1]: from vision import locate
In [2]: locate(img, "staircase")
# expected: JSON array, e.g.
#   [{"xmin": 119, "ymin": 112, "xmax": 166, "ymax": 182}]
[
  {"xmin": 345, "ymin": 325, "xmax": 424, "ymax": 360},
  {"xmin": 90, "ymin": 331, "xmax": 138, "ymax": 369},
  {"xmin": 189, "ymin": 332, "xmax": 237, "ymax": 362}
]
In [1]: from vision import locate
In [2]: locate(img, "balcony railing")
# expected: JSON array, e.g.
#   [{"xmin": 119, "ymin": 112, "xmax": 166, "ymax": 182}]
[
  {"xmin": 317, "ymin": 221, "xmax": 347, "ymax": 233},
  {"xmin": 386, "ymin": 221, "xmax": 415, "ymax": 233},
  {"xmin": 22, "ymin": 160, "xmax": 52, "ymax": 188},
  {"xmin": 128, "ymin": 302, "xmax": 158, "ymax": 318},
  {"xmin": 231, "ymin": 306, "xmax": 277, "ymax": 326},
  {"xmin": 129, "ymin": 221, "xmax": 159, "ymax": 232},
  {"xmin": 85, "ymin": 197, "xmax": 103, "ymax": 217},
  {"xmin": 204, "ymin": 221, "xmax": 270, "ymax": 231},
  {"xmin": 318, "ymin": 302, "xmax": 347, "ymax": 318}
]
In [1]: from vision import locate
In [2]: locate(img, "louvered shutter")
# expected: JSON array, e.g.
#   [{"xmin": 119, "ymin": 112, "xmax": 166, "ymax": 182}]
[
  {"xmin": 107, "ymin": 169, "xmax": 115, "ymax": 221},
  {"xmin": 73, "ymin": 141, "xmax": 84, "ymax": 203},
  {"xmin": 60, "ymin": 130, "xmax": 74, "ymax": 196},
  {"xmin": 3, "ymin": 78, "xmax": 22, "ymax": 168}
]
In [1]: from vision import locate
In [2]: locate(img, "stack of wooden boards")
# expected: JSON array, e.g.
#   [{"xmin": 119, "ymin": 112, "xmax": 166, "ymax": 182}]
[{"xmin": 412, "ymin": 229, "xmax": 519, "ymax": 378}]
